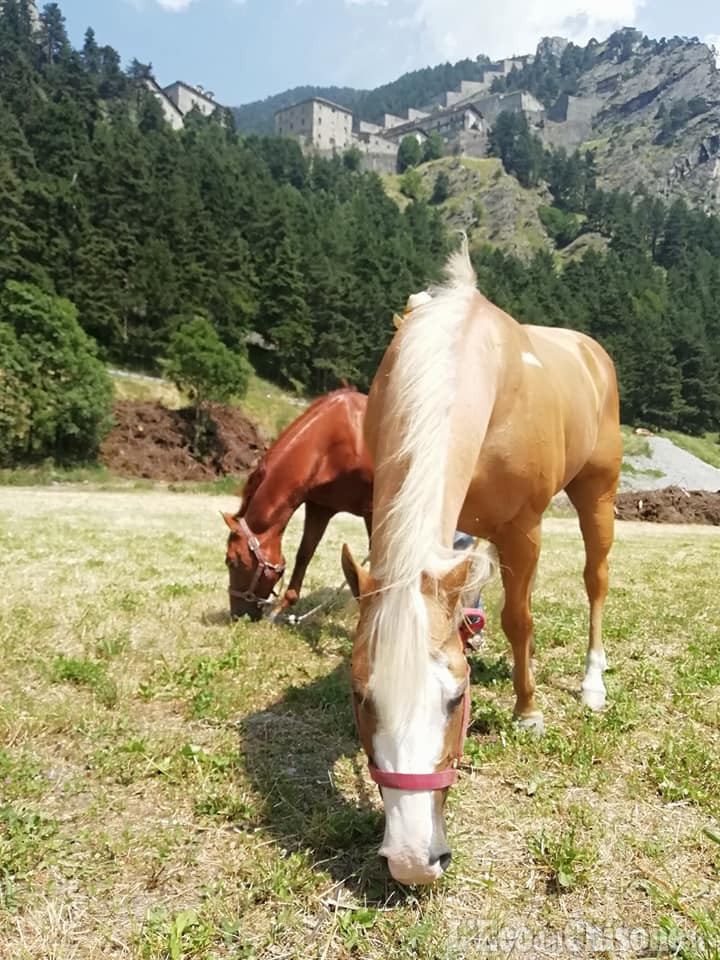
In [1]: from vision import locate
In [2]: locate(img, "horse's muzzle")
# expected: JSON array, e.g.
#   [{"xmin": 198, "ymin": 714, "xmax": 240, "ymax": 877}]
[{"xmin": 230, "ymin": 602, "xmax": 264, "ymax": 623}]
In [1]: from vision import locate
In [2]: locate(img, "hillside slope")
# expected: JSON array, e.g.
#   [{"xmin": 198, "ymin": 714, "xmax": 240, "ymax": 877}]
[{"xmin": 385, "ymin": 157, "xmax": 553, "ymax": 260}]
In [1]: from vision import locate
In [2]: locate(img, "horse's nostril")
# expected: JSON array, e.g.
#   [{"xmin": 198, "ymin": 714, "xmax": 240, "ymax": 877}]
[{"xmin": 430, "ymin": 851, "xmax": 452, "ymax": 872}]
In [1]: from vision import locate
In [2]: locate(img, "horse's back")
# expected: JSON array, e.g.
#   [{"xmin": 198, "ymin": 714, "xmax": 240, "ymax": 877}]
[
  {"xmin": 304, "ymin": 390, "xmax": 373, "ymax": 515},
  {"xmin": 456, "ymin": 307, "xmax": 621, "ymax": 534},
  {"xmin": 524, "ymin": 324, "xmax": 621, "ymax": 474}
]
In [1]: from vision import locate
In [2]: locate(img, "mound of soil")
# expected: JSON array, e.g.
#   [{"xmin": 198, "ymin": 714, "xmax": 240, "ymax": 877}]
[
  {"xmin": 615, "ymin": 486, "xmax": 720, "ymax": 525},
  {"xmin": 100, "ymin": 402, "xmax": 267, "ymax": 482}
]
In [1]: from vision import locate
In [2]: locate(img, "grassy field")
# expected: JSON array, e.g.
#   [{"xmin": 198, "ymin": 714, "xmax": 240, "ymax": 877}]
[{"xmin": 1, "ymin": 488, "xmax": 719, "ymax": 959}]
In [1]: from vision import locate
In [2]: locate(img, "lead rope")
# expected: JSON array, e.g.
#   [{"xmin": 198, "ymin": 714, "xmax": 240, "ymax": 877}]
[{"xmin": 285, "ymin": 554, "xmax": 370, "ymax": 626}]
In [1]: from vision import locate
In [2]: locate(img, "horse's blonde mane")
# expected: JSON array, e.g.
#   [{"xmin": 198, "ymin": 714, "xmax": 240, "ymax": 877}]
[{"xmin": 368, "ymin": 239, "xmax": 491, "ymax": 732}]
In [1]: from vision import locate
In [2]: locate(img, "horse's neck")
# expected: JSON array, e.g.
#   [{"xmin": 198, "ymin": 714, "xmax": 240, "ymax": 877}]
[
  {"xmin": 369, "ymin": 319, "xmax": 500, "ymax": 570},
  {"xmin": 243, "ymin": 440, "xmax": 311, "ymax": 535}
]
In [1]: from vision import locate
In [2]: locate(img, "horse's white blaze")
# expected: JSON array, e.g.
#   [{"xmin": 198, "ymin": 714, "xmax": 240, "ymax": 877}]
[
  {"xmin": 522, "ymin": 351, "xmax": 543, "ymax": 367},
  {"xmin": 581, "ymin": 648, "xmax": 608, "ymax": 710},
  {"xmin": 374, "ymin": 661, "xmax": 455, "ymax": 883},
  {"xmin": 378, "ymin": 790, "xmax": 442, "ymax": 883}
]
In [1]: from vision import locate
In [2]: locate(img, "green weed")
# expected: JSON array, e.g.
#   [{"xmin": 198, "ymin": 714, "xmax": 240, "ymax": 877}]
[
  {"xmin": 648, "ymin": 735, "xmax": 720, "ymax": 814},
  {"xmin": 530, "ymin": 823, "xmax": 595, "ymax": 892},
  {"xmin": 49, "ymin": 654, "xmax": 118, "ymax": 707},
  {"xmin": 0, "ymin": 806, "xmax": 58, "ymax": 909}
]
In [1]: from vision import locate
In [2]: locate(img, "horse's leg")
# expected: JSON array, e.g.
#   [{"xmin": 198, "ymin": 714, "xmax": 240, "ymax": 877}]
[
  {"xmin": 495, "ymin": 516, "xmax": 543, "ymax": 733},
  {"xmin": 565, "ymin": 472, "xmax": 618, "ymax": 710},
  {"xmin": 271, "ymin": 503, "xmax": 334, "ymax": 618}
]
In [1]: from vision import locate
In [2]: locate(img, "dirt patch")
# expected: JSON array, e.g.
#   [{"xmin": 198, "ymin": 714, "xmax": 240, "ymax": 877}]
[
  {"xmin": 615, "ymin": 486, "xmax": 720, "ymax": 525},
  {"xmin": 99, "ymin": 402, "xmax": 267, "ymax": 481}
]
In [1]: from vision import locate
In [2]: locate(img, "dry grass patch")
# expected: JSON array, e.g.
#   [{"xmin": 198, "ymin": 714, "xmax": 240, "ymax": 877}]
[{"xmin": 0, "ymin": 488, "xmax": 718, "ymax": 958}]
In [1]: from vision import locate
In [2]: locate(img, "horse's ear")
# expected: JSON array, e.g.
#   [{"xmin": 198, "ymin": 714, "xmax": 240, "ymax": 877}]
[
  {"xmin": 439, "ymin": 557, "xmax": 473, "ymax": 612},
  {"xmin": 222, "ymin": 512, "xmax": 239, "ymax": 532},
  {"xmin": 392, "ymin": 312, "xmax": 405, "ymax": 330},
  {"xmin": 342, "ymin": 544, "xmax": 371, "ymax": 600}
]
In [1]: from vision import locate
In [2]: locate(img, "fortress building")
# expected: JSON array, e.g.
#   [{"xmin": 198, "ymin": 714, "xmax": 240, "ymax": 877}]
[{"xmin": 274, "ymin": 57, "xmax": 545, "ymax": 173}]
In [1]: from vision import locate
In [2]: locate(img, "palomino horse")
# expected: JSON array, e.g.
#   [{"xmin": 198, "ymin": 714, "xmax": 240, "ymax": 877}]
[
  {"xmin": 223, "ymin": 388, "xmax": 372, "ymax": 621},
  {"xmin": 342, "ymin": 241, "xmax": 622, "ymax": 884}
]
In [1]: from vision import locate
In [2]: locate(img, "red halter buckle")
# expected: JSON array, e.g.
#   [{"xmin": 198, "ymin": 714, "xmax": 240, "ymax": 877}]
[{"xmin": 358, "ymin": 609, "xmax": 481, "ymax": 792}]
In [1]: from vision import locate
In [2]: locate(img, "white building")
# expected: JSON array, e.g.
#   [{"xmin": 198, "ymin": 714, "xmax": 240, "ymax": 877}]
[
  {"xmin": 143, "ymin": 78, "xmax": 184, "ymax": 131},
  {"xmin": 142, "ymin": 77, "xmax": 225, "ymax": 130},
  {"xmin": 163, "ymin": 81, "xmax": 223, "ymax": 120},
  {"xmin": 275, "ymin": 97, "xmax": 354, "ymax": 152},
  {"xmin": 382, "ymin": 103, "xmax": 485, "ymax": 144},
  {"xmin": 0, "ymin": 0, "xmax": 40, "ymax": 28}
]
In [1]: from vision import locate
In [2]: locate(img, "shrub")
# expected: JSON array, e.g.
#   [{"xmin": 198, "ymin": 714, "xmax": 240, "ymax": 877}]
[
  {"xmin": 431, "ymin": 171, "xmax": 450, "ymax": 204},
  {"xmin": 423, "ymin": 131, "xmax": 444, "ymax": 163},
  {"xmin": 397, "ymin": 135, "xmax": 423, "ymax": 173},
  {"xmin": 0, "ymin": 325, "xmax": 31, "ymax": 465},
  {"xmin": 0, "ymin": 281, "xmax": 113, "ymax": 465},
  {"xmin": 400, "ymin": 168, "xmax": 426, "ymax": 201},
  {"xmin": 538, "ymin": 204, "xmax": 582, "ymax": 247},
  {"xmin": 163, "ymin": 314, "xmax": 251, "ymax": 455}
]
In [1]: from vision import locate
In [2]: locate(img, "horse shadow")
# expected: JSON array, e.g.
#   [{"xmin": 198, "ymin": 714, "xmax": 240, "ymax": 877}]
[
  {"xmin": 237, "ymin": 621, "xmax": 512, "ymax": 902},
  {"xmin": 240, "ymin": 657, "xmax": 394, "ymax": 901}
]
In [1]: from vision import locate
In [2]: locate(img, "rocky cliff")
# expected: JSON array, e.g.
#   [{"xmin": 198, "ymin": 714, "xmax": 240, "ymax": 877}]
[
  {"xmin": 544, "ymin": 37, "xmax": 720, "ymax": 212},
  {"xmin": 590, "ymin": 39, "xmax": 719, "ymax": 210}
]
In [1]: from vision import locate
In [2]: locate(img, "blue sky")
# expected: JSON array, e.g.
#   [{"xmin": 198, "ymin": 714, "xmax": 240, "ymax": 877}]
[{"xmin": 57, "ymin": 0, "xmax": 718, "ymax": 107}]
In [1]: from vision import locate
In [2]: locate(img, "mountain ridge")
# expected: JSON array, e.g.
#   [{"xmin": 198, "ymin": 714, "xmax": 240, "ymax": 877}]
[{"xmin": 235, "ymin": 30, "xmax": 720, "ymax": 213}]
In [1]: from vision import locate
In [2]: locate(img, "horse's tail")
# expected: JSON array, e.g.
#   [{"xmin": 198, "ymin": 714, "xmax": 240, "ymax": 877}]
[{"xmin": 439, "ymin": 233, "xmax": 476, "ymax": 292}]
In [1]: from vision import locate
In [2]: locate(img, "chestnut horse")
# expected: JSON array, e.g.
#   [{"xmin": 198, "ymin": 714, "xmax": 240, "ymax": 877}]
[
  {"xmin": 223, "ymin": 388, "xmax": 372, "ymax": 621},
  {"xmin": 342, "ymin": 241, "xmax": 622, "ymax": 884}
]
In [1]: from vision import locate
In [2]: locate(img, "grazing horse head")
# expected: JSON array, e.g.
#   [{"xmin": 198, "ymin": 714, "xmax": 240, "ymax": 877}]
[
  {"xmin": 223, "ymin": 512, "xmax": 286, "ymax": 621},
  {"xmin": 342, "ymin": 544, "xmax": 487, "ymax": 884}
]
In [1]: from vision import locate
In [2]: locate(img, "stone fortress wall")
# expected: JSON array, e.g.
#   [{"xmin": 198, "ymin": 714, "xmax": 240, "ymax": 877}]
[{"xmin": 274, "ymin": 41, "xmax": 624, "ymax": 171}]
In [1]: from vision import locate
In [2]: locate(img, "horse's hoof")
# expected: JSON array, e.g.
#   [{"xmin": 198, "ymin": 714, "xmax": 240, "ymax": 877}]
[
  {"xmin": 581, "ymin": 685, "xmax": 606, "ymax": 711},
  {"xmin": 514, "ymin": 711, "xmax": 545, "ymax": 736}
]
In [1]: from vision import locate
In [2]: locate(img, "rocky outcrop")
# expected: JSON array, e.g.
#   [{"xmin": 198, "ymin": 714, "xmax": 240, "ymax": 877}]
[
  {"xmin": 561, "ymin": 38, "xmax": 720, "ymax": 212},
  {"xmin": 537, "ymin": 37, "xmax": 570, "ymax": 61},
  {"xmin": 407, "ymin": 157, "xmax": 553, "ymax": 261}
]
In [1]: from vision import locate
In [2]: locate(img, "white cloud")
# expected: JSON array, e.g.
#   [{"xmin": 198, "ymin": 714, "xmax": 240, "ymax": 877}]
[
  {"xmin": 148, "ymin": 0, "xmax": 246, "ymax": 10},
  {"xmin": 346, "ymin": 0, "xmax": 389, "ymax": 6},
  {"xmin": 395, "ymin": 0, "xmax": 647, "ymax": 62}
]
